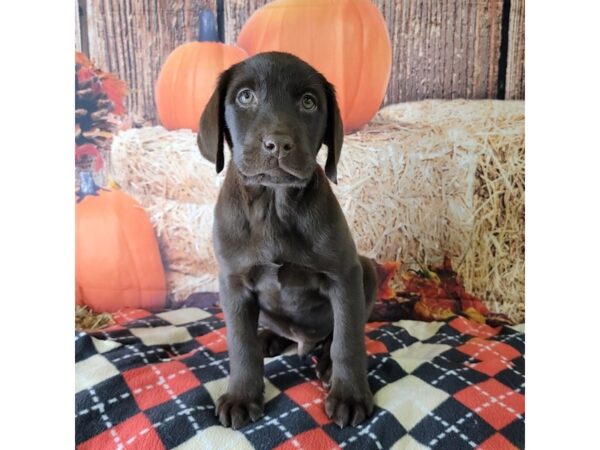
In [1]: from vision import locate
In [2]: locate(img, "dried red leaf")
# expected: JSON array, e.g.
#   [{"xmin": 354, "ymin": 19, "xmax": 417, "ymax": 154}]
[
  {"xmin": 374, "ymin": 260, "xmax": 401, "ymax": 300},
  {"xmin": 76, "ymin": 51, "xmax": 127, "ymax": 116},
  {"xmin": 460, "ymin": 293, "xmax": 490, "ymax": 316},
  {"xmin": 463, "ymin": 306, "xmax": 486, "ymax": 324},
  {"xmin": 77, "ymin": 66, "xmax": 95, "ymax": 83},
  {"xmin": 414, "ymin": 297, "xmax": 457, "ymax": 322},
  {"xmin": 401, "ymin": 271, "xmax": 445, "ymax": 299},
  {"xmin": 100, "ymin": 76, "xmax": 127, "ymax": 116},
  {"xmin": 75, "ymin": 144, "xmax": 103, "ymax": 171},
  {"xmin": 76, "ymin": 52, "xmax": 93, "ymax": 67},
  {"xmin": 485, "ymin": 313, "xmax": 514, "ymax": 327}
]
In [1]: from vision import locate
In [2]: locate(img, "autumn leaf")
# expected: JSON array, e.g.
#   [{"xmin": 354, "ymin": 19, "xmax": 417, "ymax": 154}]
[
  {"xmin": 414, "ymin": 297, "xmax": 457, "ymax": 321},
  {"xmin": 77, "ymin": 66, "xmax": 96, "ymax": 83},
  {"xmin": 460, "ymin": 293, "xmax": 490, "ymax": 316},
  {"xmin": 463, "ymin": 307, "xmax": 486, "ymax": 324},
  {"xmin": 76, "ymin": 51, "xmax": 127, "ymax": 116},
  {"xmin": 100, "ymin": 75, "xmax": 127, "ymax": 116},
  {"xmin": 75, "ymin": 144, "xmax": 103, "ymax": 171},
  {"xmin": 374, "ymin": 260, "xmax": 401, "ymax": 300},
  {"xmin": 76, "ymin": 52, "xmax": 93, "ymax": 67},
  {"xmin": 401, "ymin": 271, "xmax": 446, "ymax": 299},
  {"xmin": 485, "ymin": 313, "xmax": 514, "ymax": 327}
]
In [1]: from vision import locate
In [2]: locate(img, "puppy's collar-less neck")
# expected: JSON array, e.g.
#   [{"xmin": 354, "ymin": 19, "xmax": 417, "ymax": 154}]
[{"xmin": 230, "ymin": 164, "xmax": 324, "ymax": 207}]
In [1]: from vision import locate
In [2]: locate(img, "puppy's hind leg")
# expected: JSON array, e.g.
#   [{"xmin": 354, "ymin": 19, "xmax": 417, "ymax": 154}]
[
  {"xmin": 359, "ymin": 255, "xmax": 378, "ymax": 321},
  {"xmin": 258, "ymin": 328, "xmax": 294, "ymax": 357},
  {"xmin": 315, "ymin": 336, "xmax": 333, "ymax": 389}
]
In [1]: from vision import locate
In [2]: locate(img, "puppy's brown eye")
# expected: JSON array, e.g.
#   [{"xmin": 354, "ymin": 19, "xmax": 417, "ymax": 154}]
[
  {"xmin": 301, "ymin": 94, "xmax": 317, "ymax": 111},
  {"xmin": 237, "ymin": 88, "xmax": 257, "ymax": 106}
]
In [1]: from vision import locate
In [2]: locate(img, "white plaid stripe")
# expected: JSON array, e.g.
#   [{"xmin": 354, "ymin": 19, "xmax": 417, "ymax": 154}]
[
  {"xmin": 276, "ymin": 356, "xmax": 328, "ymax": 395},
  {"xmin": 462, "ymin": 335, "xmax": 524, "ymax": 378},
  {"xmin": 122, "ymin": 343, "xmax": 202, "ymax": 433},
  {"xmin": 244, "ymin": 396, "xmax": 326, "ymax": 437},
  {"xmin": 414, "ymin": 355, "xmax": 523, "ymax": 448},
  {"xmin": 411, "ymin": 332, "xmax": 525, "ymax": 448},
  {"xmin": 433, "ymin": 353, "xmax": 524, "ymax": 418},
  {"xmin": 268, "ymin": 363, "xmax": 312, "ymax": 379},
  {"xmin": 107, "ymin": 344, "xmax": 169, "ymax": 363},
  {"xmin": 426, "ymin": 410, "xmax": 478, "ymax": 448},
  {"xmin": 246, "ymin": 356, "xmax": 387, "ymax": 449},
  {"xmin": 122, "ymin": 404, "xmax": 216, "ymax": 447},
  {"xmin": 427, "ymin": 332, "xmax": 524, "ymax": 386},
  {"xmin": 425, "ymin": 331, "xmax": 465, "ymax": 346},
  {"xmin": 174, "ymin": 316, "xmax": 230, "ymax": 378},
  {"xmin": 86, "ymin": 386, "xmax": 124, "ymax": 449},
  {"xmin": 246, "ymin": 414, "xmax": 303, "ymax": 449},
  {"xmin": 339, "ymin": 410, "xmax": 388, "ymax": 449},
  {"xmin": 75, "ymin": 357, "xmax": 230, "ymax": 418},
  {"xmin": 368, "ymin": 355, "xmax": 394, "ymax": 386},
  {"xmin": 368, "ymin": 325, "xmax": 414, "ymax": 348},
  {"xmin": 243, "ymin": 392, "xmax": 333, "ymax": 450}
]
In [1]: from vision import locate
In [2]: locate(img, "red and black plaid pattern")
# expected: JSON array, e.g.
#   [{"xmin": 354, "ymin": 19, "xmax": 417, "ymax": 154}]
[{"xmin": 75, "ymin": 296, "xmax": 524, "ymax": 449}]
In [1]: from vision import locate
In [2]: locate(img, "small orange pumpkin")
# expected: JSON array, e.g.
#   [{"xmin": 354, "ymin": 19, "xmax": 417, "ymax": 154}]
[
  {"xmin": 155, "ymin": 10, "xmax": 247, "ymax": 131},
  {"xmin": 76, "ymin": 172, "xmax": 167, "ymax": 312},
  {"xmin": 237, "ymin": 0, "xmax": 392, "ymax": 134}
]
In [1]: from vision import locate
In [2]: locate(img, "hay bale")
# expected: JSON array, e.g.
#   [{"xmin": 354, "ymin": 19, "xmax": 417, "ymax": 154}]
[
  {"xmin": 336, "ymin": 100, "xmax": 524, "ymax": 322},
  {"xmin": 75, "ymin": 305, "xmax": 114, "ymax": 331},
  {"xmin": 167, "ymin": 270, "xmax": 218, "ymax": 304},
  {"xmin": 110, "ymin": 127, "xmax": 225, "ymax": 203},
  {"xmin": 139, "ymin": 194, "xmax": 217, "ymax": 277},
  {"xmin": 110, "ymin": 99, "xmax": 524, "ymax": 322}
]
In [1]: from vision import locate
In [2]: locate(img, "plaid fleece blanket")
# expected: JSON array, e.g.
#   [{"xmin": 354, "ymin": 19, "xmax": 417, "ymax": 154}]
[{"xmin": 75, "ymin": 293, "xmax": 524, "ymax": 449}]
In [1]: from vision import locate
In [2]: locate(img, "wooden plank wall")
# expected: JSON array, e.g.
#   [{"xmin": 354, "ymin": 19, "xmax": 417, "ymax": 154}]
[
  {"xmin": 77, "ymin": 0, "xmax": 525, "ymax": 123},
  {"xmin": 372, "ymin": 0, "xmax": 504, "ymax": 103},
  {"xmin": 505, "ymin": 0, "xmax": 524, "ymax": 99},
  {"xmin": 80, "ymin": 0, "xmax": 216, "ymax": 124},
  {"xmin": 75, "ymin": 1, "xmax": 82, "ymax": 52}
]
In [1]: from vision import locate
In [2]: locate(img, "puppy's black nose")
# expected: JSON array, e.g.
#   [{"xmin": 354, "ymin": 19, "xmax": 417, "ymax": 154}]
[{"xmin": 262, "ymin": 135, "xmax": 294, "ymax": 154}]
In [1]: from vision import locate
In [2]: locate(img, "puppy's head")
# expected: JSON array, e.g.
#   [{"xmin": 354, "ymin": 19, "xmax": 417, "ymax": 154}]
[{"xmin": 197, "ymin": 52, "xmax": 343, "ymax": 186}]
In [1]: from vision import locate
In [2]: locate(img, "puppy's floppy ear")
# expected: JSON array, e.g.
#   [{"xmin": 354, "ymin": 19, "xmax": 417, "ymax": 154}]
[
  {"xmin": 322, "ymin": 80, "xmax": 344, "ymax": 184},
  {"xmin": 197, "ymin": 70, "xmax": 232, "ymax": 173}
]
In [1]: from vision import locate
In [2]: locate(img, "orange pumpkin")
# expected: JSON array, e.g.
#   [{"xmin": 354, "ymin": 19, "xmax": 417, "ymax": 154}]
[
  {"xmin": 237, "ymin": 0, "xmax": 392, "ymax": 134},
  {"xmin": 76, "ymin": 172, "xmax": 167, "ymax": 312},
  {"xmin": 155, "ymin": 11, "xmax": 247, "ymax": 131}
]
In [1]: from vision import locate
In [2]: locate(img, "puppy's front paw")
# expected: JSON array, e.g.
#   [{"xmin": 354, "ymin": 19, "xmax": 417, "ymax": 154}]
[
  {"xmin": 325, "ymin": 380, "xmax": 374, "ymax": 428},
  {"xmin": 215, "ymin": 393, "xmax": 264, "ymax": 429}
]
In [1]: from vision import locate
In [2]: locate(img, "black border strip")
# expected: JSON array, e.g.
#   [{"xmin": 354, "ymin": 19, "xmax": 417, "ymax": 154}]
[
  {"xmin": 78, "ymin": 0, "xmax": 90, "ymax": 56},
  {"xmin": 497, "ymin": 0, "xmax": 511, "ymax": 99},
  {"xmin": 216, "ymin": 0, "xmax": 225, "ymax": 43}
]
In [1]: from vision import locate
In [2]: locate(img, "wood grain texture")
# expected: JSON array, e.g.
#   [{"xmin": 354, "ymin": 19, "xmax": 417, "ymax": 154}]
[
  {"xmin": 375, "ymin": 0, "xmax": 504, "ymax": 104},
  {"xmin": 85, "ymin": 0, "xmax": 216, "ymax": 123},
  {"xmin": 76, "ymin": 0, "xmax": 82, "ymax": 51},
  {"xmin": 224, "ymin": 0, "xmax": 505, "ymax": 105},
  {"xmin": 505, "ymin": 0, "xmax": 524, "ymax": 99},
  {"xmin": 224, "ymin": 0, "xmax": 269, "ymax": 45}
]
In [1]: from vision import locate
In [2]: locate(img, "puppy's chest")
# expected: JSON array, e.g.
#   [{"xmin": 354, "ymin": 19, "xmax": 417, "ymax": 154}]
[{"xmin": 245, "ymin": 191, "xmax": 311, "ymax": 258}]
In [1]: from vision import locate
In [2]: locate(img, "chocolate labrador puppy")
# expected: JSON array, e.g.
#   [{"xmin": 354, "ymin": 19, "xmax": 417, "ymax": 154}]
[{"xmin": 197, "ymin": 52, "xmax": 377, "ymax": 429}]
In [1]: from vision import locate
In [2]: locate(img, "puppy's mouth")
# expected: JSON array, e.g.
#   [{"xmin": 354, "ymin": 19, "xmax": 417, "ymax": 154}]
[{"xmin": 240, "ymin": 166, "xmax": 313, "ymax": 187}]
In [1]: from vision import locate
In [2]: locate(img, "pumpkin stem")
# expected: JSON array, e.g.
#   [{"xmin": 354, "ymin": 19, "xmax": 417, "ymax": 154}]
[
  {"xmin": 197, "ymin": 9, "xmax": 219, "ymax": 42},
  {"xmin": 77, "ymin": 171, "xmax": 105, "ymax": 202}
]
